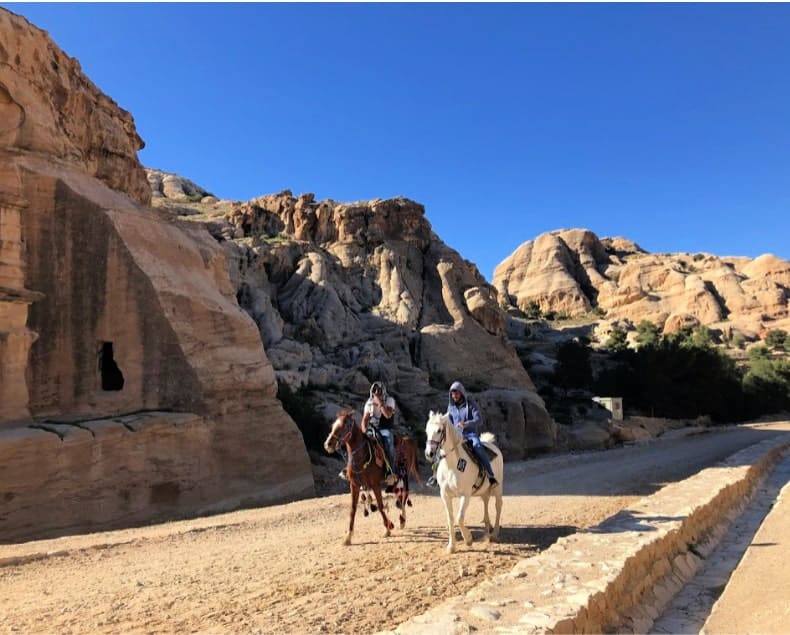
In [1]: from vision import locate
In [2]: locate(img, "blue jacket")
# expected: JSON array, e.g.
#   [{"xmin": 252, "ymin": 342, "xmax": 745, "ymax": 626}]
[{"xmin": 446, "ymin": 381, "xmax": 482, "ymax": 435}]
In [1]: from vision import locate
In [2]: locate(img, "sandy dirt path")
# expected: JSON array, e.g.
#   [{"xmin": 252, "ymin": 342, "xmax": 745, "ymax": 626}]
[{"xmin": 0, "ymin": 423, "xmax": 784, "ymax": 635}]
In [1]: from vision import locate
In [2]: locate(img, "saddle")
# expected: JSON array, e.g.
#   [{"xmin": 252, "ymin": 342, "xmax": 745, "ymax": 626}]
[
  {"xmin": 462, "ymin": 440, "xmax": 498, "ymax": 487},
  {"xmin": 462, "ymin": 439, "xmax": 498, "ymax": 464}
]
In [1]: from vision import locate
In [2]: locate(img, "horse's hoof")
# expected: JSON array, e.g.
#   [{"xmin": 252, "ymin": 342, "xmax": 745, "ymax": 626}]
[
  {"xmin": 343, "ymin": 536, "xmax": 351, "ymax": 546},
  {"xmin": 363, "ymin": 509, "xmax": 369, "ymax": 517},
  {"xmin": 406, "ymin": 499, "xmax": 413, "ymax": 507},
  {"xmin": 395, "ymin": 499, "xmax": 402, "ymax": 509},
  {"xmin": 446, "ymin": 545, "xmax": 455, "ymax": 554},
  {"xmin": 370, "ymin": 505, "xmax": 378, "ymax": 512},
  {"xmin": 399, "ymin": 518, "xmax": 406, "ymax": 529}
]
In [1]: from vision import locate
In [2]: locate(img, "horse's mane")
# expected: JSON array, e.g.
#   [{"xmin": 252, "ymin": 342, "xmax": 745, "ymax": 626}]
[{"xmin": 427, "ymin": 410, "xmax": 497, "ymax": 445}]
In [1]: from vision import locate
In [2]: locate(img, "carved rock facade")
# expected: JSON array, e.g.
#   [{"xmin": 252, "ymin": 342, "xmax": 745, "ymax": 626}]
[{"xmin": 0, "ymin": 9, "xmax": 312, "ymax": 541}]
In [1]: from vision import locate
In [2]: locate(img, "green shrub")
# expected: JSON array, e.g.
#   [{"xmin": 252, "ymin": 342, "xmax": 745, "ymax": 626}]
[
  {"xmin": 523, "ymin": 300, "xmax": 542, "ymax": 320},
  {"xmin": 606, "ymin": 325, "xmax": 629, "ymax": 352},
  {"xmin": 765, "ymin": 329, "xmax": 788, "ymax": 350},
  {"xmin": 635, "ymin": 320, "xmax": 661, "ymax": 347}
]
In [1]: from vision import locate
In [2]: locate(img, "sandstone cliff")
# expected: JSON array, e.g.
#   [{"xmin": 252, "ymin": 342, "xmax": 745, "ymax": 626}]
[
  {"xmin": 494, "ymin": 228, "xmax": 790, "ymax": 343},
  {"xmin": 151, "ymin": 182, "xmax": 557, "ymax": 460},
  {"xmin": 0, "ymin": 9, "xmax": 312, "ymax": 541}
]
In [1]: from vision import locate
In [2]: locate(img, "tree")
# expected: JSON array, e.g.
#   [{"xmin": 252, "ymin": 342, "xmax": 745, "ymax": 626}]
[
  {"xmin": 606, "ymin": 325, "xmax": 629, "ymax": 352},
  {"xmin": 635, "ymin": 320, "xmax": 661, "ymax": 347},
  {"xmin": 743, "ymin": 357, "xmax": 790, "ymax": 415},
  {"xmin": 523, "ymin": 300, "xmax": 542, "ymax": 320},
  {"xmin": 749, "ymin": 345, "xmax": 771, "ymax": 362},
  {"xmin": 689, "ymin": 325, "xmax": 713, "ymax": 349},
  {"xmin": 667, "ymin": 325, "xmax": 713, "ymax": 349},
  {"xmin": 765, "ymin": 329, "xmax": 788, "ymax": 350},
  {"xmin": 554, "ymin": 339, "xmax": 593, "ymax": 389}
]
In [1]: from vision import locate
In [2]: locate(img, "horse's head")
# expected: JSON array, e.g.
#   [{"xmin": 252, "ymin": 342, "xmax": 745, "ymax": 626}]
[
  {"xmin": 424, "ymin": 410, "xmax": 448, "ymax": 461},
  {"xmin": 324, "ymin": 410, "xmax": 355, "ymax": 454}
]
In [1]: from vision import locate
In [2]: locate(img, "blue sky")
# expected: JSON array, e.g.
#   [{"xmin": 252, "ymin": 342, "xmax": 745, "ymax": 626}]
[{"xmin": 6, "ymin": 3, "xmax": 790, "ymax": 279}]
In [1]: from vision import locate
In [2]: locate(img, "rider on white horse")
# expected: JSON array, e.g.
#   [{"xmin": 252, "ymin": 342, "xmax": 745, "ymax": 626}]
[{"xmin": 447, "ymin": 381, "xmax": 498, "ymax": 488}]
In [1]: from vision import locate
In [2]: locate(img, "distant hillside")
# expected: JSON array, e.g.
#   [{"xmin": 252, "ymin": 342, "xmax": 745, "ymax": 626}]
[{"xmin": 493, "ymin": 228, "xmax": 790, "ymax": 346}]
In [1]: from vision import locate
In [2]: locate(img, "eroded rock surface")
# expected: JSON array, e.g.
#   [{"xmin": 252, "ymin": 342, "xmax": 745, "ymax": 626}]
[
  {"xmin": 494, "ymin": 228, "xmax": 790, "ymax": 341},
  {"xmin": 0, "ymin": 8, "xmax": 312, "ymax": 540},
  {"xmin": 155, "ymin": 185, "xmax": 556, "ymax": 459}
]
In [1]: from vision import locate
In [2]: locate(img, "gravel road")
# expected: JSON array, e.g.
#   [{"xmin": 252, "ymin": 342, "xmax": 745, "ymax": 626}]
[{"xmin": 0, "ymin": 423, "xmax": 784, "ymax": 635}]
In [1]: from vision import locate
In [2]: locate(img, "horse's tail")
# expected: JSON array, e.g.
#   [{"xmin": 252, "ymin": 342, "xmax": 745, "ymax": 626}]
[
  {"xmin": 481, "ymin": 432, "xmax": 497, "ymax": 444},
  {"xmin": 396, "ymin": 436, "xmax": 423, "ymax": 485}
]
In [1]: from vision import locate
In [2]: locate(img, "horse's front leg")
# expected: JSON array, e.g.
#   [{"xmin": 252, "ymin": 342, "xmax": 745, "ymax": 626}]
[
  {"xmin": 456, "ymin": 495, "xmax": 473, "ymax": 546},
  {"xmin": 441, "ymin": 490, "xmax": 456, "ymax": 554},
  {"xmin": 372, "ymin": 485, "xmax": 394, "ymax": 537},
  {"xmin": 345, "ymin": 483, "xmax": 360, "ymax": 546},
  {"xmin": 481, "ymin": 492, "xmax": 492, "ymax": 540},
  {"xmin": 492, "ymin": 485, "xmax": 503, "ymax": 541}
]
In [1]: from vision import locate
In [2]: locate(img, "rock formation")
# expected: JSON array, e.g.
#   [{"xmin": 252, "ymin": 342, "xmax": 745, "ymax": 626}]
[
  {"xmin": 494, "ymin": 228, "xmax": 790, "ymax": 343},
  {"xmin": 151, "ymin": 186, "xmax": 557, "ymax": 460},
  {"xmin": 0, "ymin": 8, "xmax": 312, "ymax": 541}
]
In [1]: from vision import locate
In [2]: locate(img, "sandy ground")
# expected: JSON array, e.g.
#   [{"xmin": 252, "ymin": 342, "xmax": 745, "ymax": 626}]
[{"xmin": 0, "ymin": 423, "xmax": 785, "ymax": 635}]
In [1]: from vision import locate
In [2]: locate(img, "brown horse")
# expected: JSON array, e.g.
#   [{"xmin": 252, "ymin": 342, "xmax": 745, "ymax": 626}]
[{"xmin": 323, "ymin": 410, "xmax": 420, "ymax": 545}]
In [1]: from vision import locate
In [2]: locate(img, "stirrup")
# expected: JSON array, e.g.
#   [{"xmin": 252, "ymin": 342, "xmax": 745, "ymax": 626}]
[
  {"xmin": 426, "ymin": 476, "xmax": 439, "ymax": 488},
  {"xmin": 339, "ymin": 470, "xmax": 348, "ymax": 481}
]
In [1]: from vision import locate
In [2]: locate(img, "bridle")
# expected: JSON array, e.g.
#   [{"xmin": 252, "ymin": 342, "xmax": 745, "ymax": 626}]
[
  {"xmin": 327, "ymin": 413, "xmax": 354, "ymax": 450},
  {"xmin": 426, "ymin": 423, "xmax": 445, "ymax": 456},
  {"xmin": 426, "ymin": 416, "xmax": 462, "ymax": 456},
  {"xmin": 330, "ymin": 413, "xmax": 376, "ymax": 477}
]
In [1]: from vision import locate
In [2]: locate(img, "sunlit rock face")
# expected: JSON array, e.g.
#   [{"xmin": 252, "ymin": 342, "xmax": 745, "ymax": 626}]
[
  {"xmin": 0, "ymin": 8, "xmax": 312, "ymax": 541},
  {"xmin": 159, "ymin": 185, "xmax": 556, "ymax": 459},
  {"xmin": 494, "ymin": 228, "xmax": 790, "ymax": 340},
  {"xmin": 0, "ymin": 10, "xmax": 150, "ymax": 205}
]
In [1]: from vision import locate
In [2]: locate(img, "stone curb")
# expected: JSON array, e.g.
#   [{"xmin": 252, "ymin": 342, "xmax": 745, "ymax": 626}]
[{"xmin": 389, "ymin": 435, "xmax": 790, "ymax": 635}]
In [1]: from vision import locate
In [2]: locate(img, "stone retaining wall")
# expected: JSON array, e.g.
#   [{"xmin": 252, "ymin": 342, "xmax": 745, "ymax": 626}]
[{"xmin": 392, "ymin": 435, "xmax": 790, "ymax": 634}]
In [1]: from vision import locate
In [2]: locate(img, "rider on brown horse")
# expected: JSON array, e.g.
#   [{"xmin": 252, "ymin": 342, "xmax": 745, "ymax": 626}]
[
  {"xmin": 338, "ymin": 382, "xmax": 398, "ymax": 486},
  {"xmin": 362, "ymin": 382, "xmax": 398, "ymax": 486}
]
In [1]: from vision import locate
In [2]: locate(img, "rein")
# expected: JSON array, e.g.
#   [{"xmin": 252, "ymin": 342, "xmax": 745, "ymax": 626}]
[
  {"xmin": 334, "ymin": 414, "xmax": 375, "ymax": 478},
  {"xmin": 438, "ymin": 417, "xmax": 463, "ymax": 455},
  {"xmin": 427, "ymin": 416, "xmax": 464, "ymax": 463}
]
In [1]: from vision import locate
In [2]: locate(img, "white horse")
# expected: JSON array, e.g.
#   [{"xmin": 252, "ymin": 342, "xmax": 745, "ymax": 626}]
[{"xmin": 424, "ymin": 411, "xmax": 503, "ymax": 553}]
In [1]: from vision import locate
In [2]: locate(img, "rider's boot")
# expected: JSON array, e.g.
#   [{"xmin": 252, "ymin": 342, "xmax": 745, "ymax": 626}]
[
  {"xmin": 384, "ymin": 461, "xmax": 398, "ymax": 486},
  {"xmin": 338, "ymin": 468, "xmax": 349, "ymax": 481}
]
